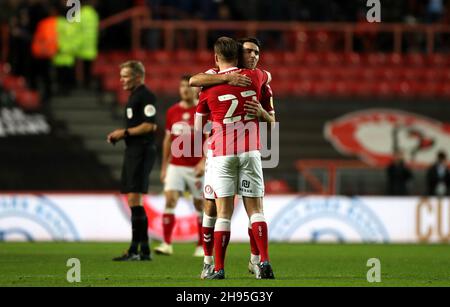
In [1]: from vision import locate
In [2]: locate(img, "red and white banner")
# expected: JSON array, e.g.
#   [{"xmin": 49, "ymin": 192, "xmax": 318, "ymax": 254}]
[{"xmin": 325, "ymin": 109, "xmax": 450, "ymax": 166}]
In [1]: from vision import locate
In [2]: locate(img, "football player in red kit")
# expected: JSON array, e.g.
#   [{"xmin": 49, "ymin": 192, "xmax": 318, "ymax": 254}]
[
  {"xmin": 195, "ymin": 37, "xmax": 275, "ymax": 280},
  {"xmin": 155, "ymin": 75, "xmax": 205, "ymax": 257},
  {"xmin": 191, "ymin": 38, "xmax": 275, "ymax": 279}
]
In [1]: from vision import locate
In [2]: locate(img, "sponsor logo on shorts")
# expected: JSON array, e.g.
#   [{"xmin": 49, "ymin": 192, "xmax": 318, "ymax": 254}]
[
  {"xmin": 242, "ymin": 180, "xmax": 250, "ymax": 189},
  {"xmin": 239, "ymin": 180, "xmax": 253, "ymax": 193}
]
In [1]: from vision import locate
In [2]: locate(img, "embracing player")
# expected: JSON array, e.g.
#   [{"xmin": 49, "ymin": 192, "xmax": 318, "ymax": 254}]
[
  {"xmin": 195, "ymin": 37, "xmax": 275, "ymax": 279},
  {"xmin": 190, "ymin": 38, "xmax": 275, "ymax": 279},
  {"xmin": 155, "ymin": 75, "xmax": 205, "ymax": 257}
]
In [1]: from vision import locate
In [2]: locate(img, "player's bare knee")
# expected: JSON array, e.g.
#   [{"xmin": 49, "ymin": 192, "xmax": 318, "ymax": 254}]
[
  {"xmin": 127, "ymin": 193, "xmax": 142, "ymax": 207},
  {"xmin": 203, "ymin": 199, "xmax": 217, "ymax": 216},
  {"xmin": 193, "ymin": 198, "xmax": 204, "ymax": 212},
  {"xmin": 164, "ymin": 191, "xmax": 179, "ymax": 209}
]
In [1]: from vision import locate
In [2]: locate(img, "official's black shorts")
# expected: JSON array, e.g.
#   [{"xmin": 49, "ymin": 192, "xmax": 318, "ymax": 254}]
[{"xmin": 120, "ymin": 144, "xmax": 156, "ymax": 194}]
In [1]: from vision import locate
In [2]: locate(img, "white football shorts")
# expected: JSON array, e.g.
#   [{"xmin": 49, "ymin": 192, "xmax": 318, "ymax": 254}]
[
  {"xmin": 203, "ymin": 150, "xmax": 215, "ymax": 200},
  {"xmin": 164, "ymin": 164, "xmax": 204, "ymax": 199},
  {"xmin": 211, "ymin": 150, "xmax": 264, "ymax": 198}
]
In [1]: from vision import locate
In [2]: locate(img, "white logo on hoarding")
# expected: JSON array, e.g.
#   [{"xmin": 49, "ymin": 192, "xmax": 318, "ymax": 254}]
[
  {"xmin": 0, "ymin": 195, "xmax": 79, "ymax": 242},
  {"xmin": 269, "ymin": 197, "xmax": 389, "ymax": 243}
]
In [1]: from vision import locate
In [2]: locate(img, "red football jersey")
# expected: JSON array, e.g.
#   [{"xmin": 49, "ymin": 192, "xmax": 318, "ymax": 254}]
[
  {"xmin": 197, "ymin": 67, "xmax": 269, "ymax": 156},
  {"xmin": 261, "ymin": 83, "xmax": 275, "ymax": 114},
  {"xmin": 166, "ymin": 102, "xmax": 202, "ymax": 167},
  {"xmin": 205, "ymin": 67, "xmax": 275, "ymax": 114}
]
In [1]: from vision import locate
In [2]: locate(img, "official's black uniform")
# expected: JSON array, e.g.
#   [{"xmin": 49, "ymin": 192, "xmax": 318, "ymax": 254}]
[{"xmin": 120, "ymin": 84, "xmax": 157, "ymax": 194}]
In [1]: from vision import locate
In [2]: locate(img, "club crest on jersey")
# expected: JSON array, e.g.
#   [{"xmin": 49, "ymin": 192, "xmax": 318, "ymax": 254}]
[
  {"xmin": 126, "ymin": 108, "xmax": 133, "ymax": 119},
  {"xmin": 204, "ymin": 185, "xmax": 213, "ymax": 195},
  {"xmin": 324, "ymin": 109, "xmax": 450, "ymax": 166},
  {"xmin": 182, "ymin": 112, "xmax": 191, "ymax": 121}
]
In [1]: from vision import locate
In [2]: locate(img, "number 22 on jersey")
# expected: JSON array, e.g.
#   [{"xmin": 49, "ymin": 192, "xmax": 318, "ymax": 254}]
[{"xmin": 218, "ymin": 90, "xmax": 257, "ymax": 124}]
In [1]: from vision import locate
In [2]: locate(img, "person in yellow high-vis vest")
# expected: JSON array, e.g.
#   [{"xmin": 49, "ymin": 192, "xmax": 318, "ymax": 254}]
[
  {"xmin": 53, "ymin": 14, "xmax": 82, "ymax": 94},
  {"xmin": 76, "ymin": 1, "xmax": 99, "ymax": 88}
]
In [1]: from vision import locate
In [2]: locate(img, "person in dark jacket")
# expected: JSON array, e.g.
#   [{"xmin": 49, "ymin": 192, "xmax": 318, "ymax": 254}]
[
  {"xmin": 426, "ymin": 150, "xmax": 450, "ymax": 197},
  {"xmin": 386, "ymin": 150, "xmax": 413, "ymax": 196}
]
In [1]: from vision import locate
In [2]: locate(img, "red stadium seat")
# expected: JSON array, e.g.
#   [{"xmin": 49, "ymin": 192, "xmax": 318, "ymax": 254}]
[
  {"xmin": 196, "ymin": 50, "xmax": 213, "ymax": 65},
  {"xmin": 282, "ymin": 52, "xmax": 300, "ymax": 65},
  {"xmin": 437, "ymin": 83, "xmax": 450, "ymax": 98},
  {"xmin": 14, "ymin": 90, "xmax": 41, "ymax": 111},
  {"xmin": 386, "ymin": 53, "xmax": 403, "ymax": 66},
  {"xmin": 130, "ymin": 49, "xmax": 148, "ymax": 61},
  {"xmin": 291, "ymin": 80, "xmax": 313, "ymax": 96},
  {"xmin": 371, "ymin": 82, "xmax": 392, "ymax": 98},
  {"xmin": 303, "ymin": 53, "xmax": 321, "ymax": 66},
  {"xmin": 116, "ymin": 89, "xmax": 129, "ymax": 106},
  {"xmin": 322, "ymin": 52, "xmax": 343, "ymax": 66},
  {"xmin": 1, "ymin": 75, "xmax": 26, "ymax": 92},
  {"xmin": 364, "ymin": 53, "xmax": 388, "ymax": 66},
  {"xmin": 174, "ymin": 50, "xmax": 195, "ymax": 63},
  {"xmin": 393, "ymin": 81, "xmax": 413, "ymax": 98},
  {"xmin": 374, "ymin": 68, "xmax": 396, "ymax": 81},
  {"xmin": 332, "ymin": 81, "xmax": 350, "ymax": 97},
  {"xmin": 344, "ymin": 52, "xmax": 362, "ymax": 66},
  {"xmin": 152, "ymin": 51, "xmax": 172, "ymax": 64},
  {"xmin": 427, "ymin": 54, "xmax": 448, "ymax": 67},
  {"xmin": 102, "ymin": 76, "xmax": 121, "ymax": 92},
  {"xmin": 105, "ymin": 51, "xmax": 128, "ymax": 64},
  {"xmin": 405, "ymin": 53, "xmax": 425, "ymax": 67},
  {"xmin": 260, "ymin": 51, "xmax": 282, "ymax": 66}
]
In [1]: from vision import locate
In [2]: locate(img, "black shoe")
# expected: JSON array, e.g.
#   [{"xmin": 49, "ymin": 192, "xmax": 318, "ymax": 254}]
[
  {"xmin": 206, "ymin": 269, "xmax": 225, "ymax": 280},
  {"xmin": 112, "ymin": 252, "xmax": 140, "ymax": 261},
  {"xmin": 140, "ymin": 253, "xmax": 152, "ymax": 261},
  {"xmin": 260, "ymin": 261, "xmax": 275, "ymax": 279}
]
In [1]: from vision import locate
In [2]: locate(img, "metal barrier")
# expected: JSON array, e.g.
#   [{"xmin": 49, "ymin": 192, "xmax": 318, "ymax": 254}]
[
  {"xmin": 295, "ymin": 159, "xmax": 435, "ymax": 195},
  {"xmin": 96, "ymin": 6, "xmax": 450, "ymax": 53},
  {"xmin": 137, "ymin": 20, "xmax": 450, "ymax": 53},
  {"xmin": 2, "ymin": 7, "xmax": 450, "ymax": 62}
]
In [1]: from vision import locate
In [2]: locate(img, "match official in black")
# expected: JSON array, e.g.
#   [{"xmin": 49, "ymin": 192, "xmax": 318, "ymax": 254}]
[{"xmin": 107, "ymin": 61, "xmax": 157, "ymax": 261}]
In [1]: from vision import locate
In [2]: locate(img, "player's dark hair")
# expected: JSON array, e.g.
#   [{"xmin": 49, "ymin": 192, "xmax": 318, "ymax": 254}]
[
  {"xmin": 237, "ymin": 37, "xmax": 262, "ymax": 49},
  {"xmin": 214, "ymin": 37, "xmax": 240, "ymax": 63},
  {"xmin": 181, "ymin": 74, "xmax": 192, "ymax": 82},
  {"xmin": 437, "ymin": 150, "xmax": 447, "ymax": 162}
]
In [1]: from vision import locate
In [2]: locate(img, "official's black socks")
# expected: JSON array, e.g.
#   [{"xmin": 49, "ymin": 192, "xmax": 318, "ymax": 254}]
[{"xmin": 130, "ymin": 206, "xmax": 150, "ymax": 255}]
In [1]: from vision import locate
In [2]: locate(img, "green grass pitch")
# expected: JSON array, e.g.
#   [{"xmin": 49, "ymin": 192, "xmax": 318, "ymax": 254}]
[{"xmin": 0, "ymin": 242, "xmax": 449, "ymax": 287}]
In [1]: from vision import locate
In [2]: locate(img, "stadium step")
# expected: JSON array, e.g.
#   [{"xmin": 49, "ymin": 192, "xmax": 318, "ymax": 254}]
[
  {"xmin": 52, "ymin": 109, "xmax": 116, "ymax": 124},
  {"xmin": 49, "ymin": 90, "xmax": 133, "ymax": 189}
]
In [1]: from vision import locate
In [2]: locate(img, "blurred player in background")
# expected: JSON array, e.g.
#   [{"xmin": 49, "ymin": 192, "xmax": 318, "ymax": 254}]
[
  {"xmin": 108, "ymin": 61, "xmax": 158, "ymax": 261},
  {"xmin": 155, "ymin": 75, "xmax": 206, "ymax": 257},
  {"xmin": 190, "ymin": 38, "xmax": 275, "ymax": 279},
  {"xmin": 195, "ymin": 37, "xmax": 274, "ymax": 279}
]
